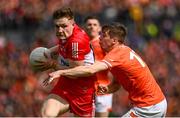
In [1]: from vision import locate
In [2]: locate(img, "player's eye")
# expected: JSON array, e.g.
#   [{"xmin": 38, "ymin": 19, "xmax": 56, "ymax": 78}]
[
  {"xmin": 55, "ymin": 25, "xmax": 59, "ymax": 28},
  {"xmin": 60, "ymin": 25, "xmax": 67, "ymax": 28},
  {"xmin": 55, "ymin": 24, "xmax": 67, "ymax": 29}
]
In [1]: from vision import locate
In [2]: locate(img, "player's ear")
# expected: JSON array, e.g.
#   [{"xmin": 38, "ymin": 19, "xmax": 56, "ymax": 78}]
[
  {"xmin": 71, "ymin": 19, "xmax": 75, "ymax": 26},
  {"xmin": 70, "ymin": 19, "xmax": 75, "ymax": 26},
  {"xmin": 112, "ymin": 37, "xmax": 118, "ymax": 44},
  {"xmin": 73, "ymin": 22, "xmax": 75, "ymax": 26}
]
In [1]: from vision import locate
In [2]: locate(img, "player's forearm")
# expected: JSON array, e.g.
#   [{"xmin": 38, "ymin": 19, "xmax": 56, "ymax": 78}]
[
  {"xmin": 61, "ymin": 61, "xmax": 108, "ymax": 78},
  {"xmin": 48, "ymin": 60, "xmax": 70, "ymax": 71},
  {"xmin": 53, "ymin": 64, "xmax": 70, "ymax": 70},
  {"xmin": 61, "ymin": 66, "xmax": 94, "ymax": 78},
  {"xmin": 49, "ymin": 45, "xmax": 59, "ymax": 52},
  {"xmin": 48, "ymin": 45, "xmax": 59, "ymax": 58},
  {"xmin": 50, "ymin": 61, "xmax": 108, "ymax": 79}
]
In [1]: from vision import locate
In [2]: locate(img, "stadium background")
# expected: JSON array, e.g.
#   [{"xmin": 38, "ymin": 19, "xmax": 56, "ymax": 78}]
[{"xmin": 0, "ymin": 0, "xmax": 180, "ymax": 117}]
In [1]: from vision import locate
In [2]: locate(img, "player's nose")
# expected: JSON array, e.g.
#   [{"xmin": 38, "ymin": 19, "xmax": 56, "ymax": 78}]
[{"xmin": 58, "ymin": 27, "xmax": 64, "ymax": 32}]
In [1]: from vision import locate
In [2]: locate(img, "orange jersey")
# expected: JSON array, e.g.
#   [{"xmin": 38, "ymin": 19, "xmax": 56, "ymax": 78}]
[
  {"xmin": 102, "ymin": 45, "xmax": 165, "ymax": 107},
  {"xmin": 91, "ymin": 38, "xmax": 111, "ymax": 86}
]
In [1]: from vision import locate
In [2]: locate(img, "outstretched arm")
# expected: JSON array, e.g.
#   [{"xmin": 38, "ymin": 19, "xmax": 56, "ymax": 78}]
[
  {"xmin": 43, "ymin": 61, "xmax": 108, "ymax": 86},
  {"xmin": 49, "ymin": 61, "xmax": 108, "ymax": 79}
]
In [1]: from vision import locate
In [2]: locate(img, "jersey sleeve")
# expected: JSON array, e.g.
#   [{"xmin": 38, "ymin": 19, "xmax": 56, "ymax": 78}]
[
  {"xmin": 101, "ymin": 47, "xmax": 127, "ymax": 69},
  {"xmin": 102, "ymin": 55, "xmax": 120, "ymax": 69}
]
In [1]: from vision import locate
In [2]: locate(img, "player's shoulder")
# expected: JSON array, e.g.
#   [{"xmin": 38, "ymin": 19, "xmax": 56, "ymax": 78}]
[
  {"xmin": 105, "ymin": 45, "xmax": 130, "ymax": 61},
  {"xmin": 72, "ymin": 24, "xmax": 90, "ymax": 42},
  {"xmin": 111, "ymin": 45, "xmax": 130, "ymax": 54}
]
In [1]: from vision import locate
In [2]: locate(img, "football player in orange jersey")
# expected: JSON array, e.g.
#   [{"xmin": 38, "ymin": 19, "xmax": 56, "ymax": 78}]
[
  {"xmin": 47, "ymin": 23, "xmax": 167, "ymax": 117},
  {"xmin": 84, "ymin": 16, "xmax": 116, "ymax": 117}
]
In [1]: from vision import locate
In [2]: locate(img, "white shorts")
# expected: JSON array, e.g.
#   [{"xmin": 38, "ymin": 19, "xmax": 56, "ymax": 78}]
[
  {"xmin": 95, "ymin": 94, "xmax": 113, "ymax": 112},
  {"xmin": 122, "ymin": 99, "xmax": 167, "ymax": 117}
]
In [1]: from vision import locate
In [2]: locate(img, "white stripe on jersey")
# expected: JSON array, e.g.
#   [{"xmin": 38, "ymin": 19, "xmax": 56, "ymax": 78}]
[
  {"xmin": 76, "ymin": 43, "xmax": 78, "ymax": 58},
  {"xmin": 84, "ymin": 49, "xmax": 94, "ymax": 65},
  {"xmin": 101, "ymin": 60, "xmax": 112, "ymax": 68},
  {"xmin": 72, "ymin": 42, "xmax": 78, "ymax": 59}
]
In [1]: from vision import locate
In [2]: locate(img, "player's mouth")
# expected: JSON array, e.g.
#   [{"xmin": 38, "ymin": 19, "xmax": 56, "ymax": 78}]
[{"xmin": 56, "ymin": 33, "xmax": 64, "ymax": 37}]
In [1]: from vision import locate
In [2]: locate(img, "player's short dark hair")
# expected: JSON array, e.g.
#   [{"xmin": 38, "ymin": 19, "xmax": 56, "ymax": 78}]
[
  {"xmin": 102, "ymin": 23, "xmax": 127, "ymax": 43},
  {"xmin": 84, "ymin": 15, "xmax": 99, "ymax": 23},
  {"xmin": 53, "ymin": 7, "xmax": 74, "ymax": 20}
]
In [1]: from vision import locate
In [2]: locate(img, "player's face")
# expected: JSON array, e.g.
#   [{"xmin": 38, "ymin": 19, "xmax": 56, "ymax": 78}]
[
  {"xmin": 54, "ymin": 17, "xmax": 74, "ymax": 40},
  {"xmin": 85, "ymin": 19, "xmax": 101, "ymax": 39},
  {"xmin": 99, "ymin": 31, "xmax": 114, "ymax": 52}
]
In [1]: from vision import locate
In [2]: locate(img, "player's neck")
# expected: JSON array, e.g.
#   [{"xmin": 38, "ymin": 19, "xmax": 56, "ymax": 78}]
[
  {"xmin": 110, "ymin": 43, "xmax": 123, "ymax": 51},
  {"xmin": 91, "ymin": 35, "xmax": 99, "ymax": 41}
]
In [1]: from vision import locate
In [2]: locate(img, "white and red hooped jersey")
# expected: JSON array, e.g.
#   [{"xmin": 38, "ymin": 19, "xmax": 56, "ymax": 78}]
[{"xmin": 53, "ymin": 24, "xmax": 95, "ymax": 95}]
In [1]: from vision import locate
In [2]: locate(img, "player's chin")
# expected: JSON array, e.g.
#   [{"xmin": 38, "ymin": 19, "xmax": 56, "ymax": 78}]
[
  {"xmin": 101, "ymin": 47, "xmax": 107, "ymax": 52},
  {"xmin": 57, "ymin": 36, "xmax": 66, "ymax": 40}
]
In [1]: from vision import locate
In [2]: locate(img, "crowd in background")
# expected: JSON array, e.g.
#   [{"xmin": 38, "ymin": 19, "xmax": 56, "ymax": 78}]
[{"xmin": 0, "ymin": 0, "xmax": 180, "ymax": 117}]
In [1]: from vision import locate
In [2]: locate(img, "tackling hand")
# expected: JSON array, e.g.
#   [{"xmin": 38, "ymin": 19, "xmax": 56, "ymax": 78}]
[
  {"xmin": 33, "ymin": 50, "xmax": 57, "ymax": 71},
  {"xmin": 43, "ymin": 77, "xmax": 54, "ymax": 86},
  {"xmin": 43, "ymin": 70, "xmax": 62, "ymax": 86},
  {"xmin": 97, "ymin": 85, "xmax": 109, "ymax": 95}
]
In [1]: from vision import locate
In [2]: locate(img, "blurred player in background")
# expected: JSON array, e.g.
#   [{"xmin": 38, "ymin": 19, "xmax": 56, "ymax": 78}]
[
  {"xmin": 84, "ymin": 16, "xmax": 114, "ymax": 117},
  {"xmin": 36, "ymin": 7, "xmax": 96, "ymax": 117},
  {"xmin": 48, "ymin": 23, "xmax": 167, "ymax": 117}
]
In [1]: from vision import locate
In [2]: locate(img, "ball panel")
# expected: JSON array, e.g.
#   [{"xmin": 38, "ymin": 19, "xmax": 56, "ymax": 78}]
[{"xmin": 29, "ymin": 47, "xmax": 50, "ymax": 71}]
